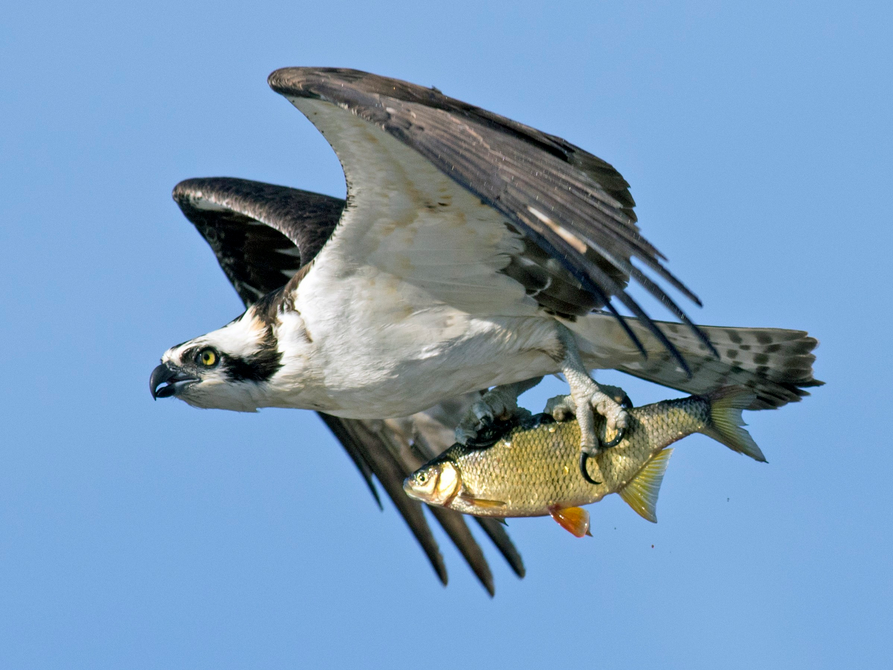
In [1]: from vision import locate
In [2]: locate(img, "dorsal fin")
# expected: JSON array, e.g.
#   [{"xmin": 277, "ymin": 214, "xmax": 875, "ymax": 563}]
[{"xmin": 617, "ymin": 448, "xmax": 673, "ymax": 523}]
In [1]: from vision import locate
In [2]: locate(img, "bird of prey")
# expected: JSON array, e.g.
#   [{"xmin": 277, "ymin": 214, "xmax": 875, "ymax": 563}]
[
  {"xmin": 165, "ymin": 176, "xmax": 524, "ymax": 593},
  {"xmin": 150, "ymin": 68, "xmax": 820, "ymax": 589}
]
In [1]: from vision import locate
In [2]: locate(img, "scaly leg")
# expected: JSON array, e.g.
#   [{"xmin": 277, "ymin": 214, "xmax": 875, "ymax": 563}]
[
  {"xmin": 455, "ymin": 377, "xmax": 542, "ymax": 446},
  {"xmin": 550, "ymin": 325, "xmax": 630, "ymax": 482}
]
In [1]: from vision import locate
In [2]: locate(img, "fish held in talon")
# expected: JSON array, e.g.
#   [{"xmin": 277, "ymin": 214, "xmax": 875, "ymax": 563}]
[
  {"xmin": 404, "ymin": 387, "xmax": 764, "ymax": 536},
  {"xmin": 153, "ymin": 68, "xmax": 820, "ymax": 586}
]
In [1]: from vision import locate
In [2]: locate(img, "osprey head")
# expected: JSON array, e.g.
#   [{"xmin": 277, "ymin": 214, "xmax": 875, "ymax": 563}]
[{"xmin": 150, "ymin": 305, "xmax": 286, "ymax": 412}]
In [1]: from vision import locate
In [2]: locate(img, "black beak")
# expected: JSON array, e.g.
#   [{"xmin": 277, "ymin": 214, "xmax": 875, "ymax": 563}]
[{"xmin": 150, "ymin": 362, "xmax": 198, "ymax": 399}]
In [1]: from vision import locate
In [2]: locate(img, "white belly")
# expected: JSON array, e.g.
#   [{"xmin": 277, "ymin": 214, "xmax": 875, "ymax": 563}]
[
  {"xmin": 314, "ymin": 312, "xmax": 561, "ymax": 418},
  {"xmin": 282, "ymin": 268, "xmax": 563, "ymax": 418}
]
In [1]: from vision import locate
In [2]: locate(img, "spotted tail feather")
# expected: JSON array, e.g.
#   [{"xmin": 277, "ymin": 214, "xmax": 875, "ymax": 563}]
[{"xmin": 572, "ymin": 314, "xmax": 822, "ymax": 410}]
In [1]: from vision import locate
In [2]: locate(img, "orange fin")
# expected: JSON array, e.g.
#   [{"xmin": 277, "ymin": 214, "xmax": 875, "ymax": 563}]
[{"xmin": 549, "ymin": 506, "xmax": 591, "ymax": 538}]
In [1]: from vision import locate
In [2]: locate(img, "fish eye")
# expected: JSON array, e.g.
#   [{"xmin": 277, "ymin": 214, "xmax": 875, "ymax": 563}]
[
  {"xmin": 196, "ymin": 348, "xmax": 219, "ymax": 368},
  {"xmin": 416, "ymin": 472, "xmax": 428, "ymax": 485}
]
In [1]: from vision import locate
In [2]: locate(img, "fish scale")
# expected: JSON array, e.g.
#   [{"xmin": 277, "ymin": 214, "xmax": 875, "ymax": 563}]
[
  {"xmin": 448, "ymin": 397, "xmax": 711, "ymax": 515},
  {"xmin": 404, "ymin": 387, "xmax": 765, "ymax": 534}
]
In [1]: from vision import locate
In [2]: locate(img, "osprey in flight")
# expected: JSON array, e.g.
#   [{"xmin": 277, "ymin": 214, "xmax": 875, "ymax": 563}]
[{"xmin": 150, "ymin": 68, "xmax": 819, "ymax": 592}]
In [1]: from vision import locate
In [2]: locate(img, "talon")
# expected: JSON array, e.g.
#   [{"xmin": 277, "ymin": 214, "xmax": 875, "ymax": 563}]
[
  {"xmin": 544, "ymin": 394, "xmax": 576, "ymax": 422},
  {"xmin": 553, "ymin": 324, "xmax": 630, "ymax": 476},
  {"xmin": 579, "ymin": 452, "xmax": 601, "ymax": 486},
  {"xmin": 465, "ymin": 419, "xmax": 514, "ymax": 449},
  {"xmin": 601, "ymin": 427, "xmax": 625, "ymax": 449}
]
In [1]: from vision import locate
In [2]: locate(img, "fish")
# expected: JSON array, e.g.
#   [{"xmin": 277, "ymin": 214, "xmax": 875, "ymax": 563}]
[{"xmin": 403, "ymin": 387, "xmax": 764, "ymax": 537}]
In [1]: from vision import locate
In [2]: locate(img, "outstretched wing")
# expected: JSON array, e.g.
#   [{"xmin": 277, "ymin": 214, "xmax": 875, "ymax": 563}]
[
  {"xmin": 172, "ymin": 177, "xmax": 524, "ymax": 594},
  {"xmin": 317, "ymin": 403, "xmax": 525, "ymax": 596},
  {"xmin": 269, "ymin": 67, "xmax": 717, "ymax": 371},
  {"xmin": 173, "ymin": 177, "xmax": 343, "ymax": 303}
]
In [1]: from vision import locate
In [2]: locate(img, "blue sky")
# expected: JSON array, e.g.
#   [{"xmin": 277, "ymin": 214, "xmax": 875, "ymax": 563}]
[{"xmin": 2, "ymin": 1, "xmax": 890, "ymax": 668}]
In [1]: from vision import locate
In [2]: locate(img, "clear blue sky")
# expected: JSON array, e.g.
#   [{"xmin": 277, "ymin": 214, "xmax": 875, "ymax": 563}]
[{"xmin": 2, "ymin": 2, "xmax": 890, "ymax": 668}]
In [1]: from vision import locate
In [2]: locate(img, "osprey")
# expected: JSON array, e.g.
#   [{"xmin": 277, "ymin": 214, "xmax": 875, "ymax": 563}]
[
  {"xmin": 150, "ymin": 68, "xmax": 820, "ymax": 590},
  {"xmin": 155, "ymin": 176, "xmax": 524, "ymax": 593}
]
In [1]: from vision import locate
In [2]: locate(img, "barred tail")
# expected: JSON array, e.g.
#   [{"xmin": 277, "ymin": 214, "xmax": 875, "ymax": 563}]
[
  {"xmin": 571, "ymin": 314, "xmax": 822, "ymax": 411},
  {"xmin": 700, "ymin": 387, "xmax": 766, "ymax": 462}
]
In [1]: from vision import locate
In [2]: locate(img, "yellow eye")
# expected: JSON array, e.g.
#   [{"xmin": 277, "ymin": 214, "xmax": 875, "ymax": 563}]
[
  {"xmin": 197, "ymin": 348, "xmax": 218, "ymax": 367},
  {"xmin": 416, "ymin": 472, "xmax": 428, "ymax": 485}
]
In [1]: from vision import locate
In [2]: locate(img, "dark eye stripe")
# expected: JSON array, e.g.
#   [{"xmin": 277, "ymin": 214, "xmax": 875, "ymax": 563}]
[
  {"xmin": 223, "ymin": 350, "xmax": 282, "ymax": 382},
  {"xmin": 222, "ymin": 323, "xmax": 282, "ymax": 383}
]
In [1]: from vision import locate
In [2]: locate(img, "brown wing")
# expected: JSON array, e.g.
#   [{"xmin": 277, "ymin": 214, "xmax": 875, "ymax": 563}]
[
  {"xmin": 318, "ymin": 405, "xmax": 525, "ymax": 596},
  {"xmin": 173, "ymin": 177, "xmax": 343, "ymax": 303}
]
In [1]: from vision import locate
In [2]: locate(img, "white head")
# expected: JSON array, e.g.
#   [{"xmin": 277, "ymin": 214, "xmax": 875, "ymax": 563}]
[{"xmin": 150, "ymin": 297, "xmax": 312, "ymax": 412}]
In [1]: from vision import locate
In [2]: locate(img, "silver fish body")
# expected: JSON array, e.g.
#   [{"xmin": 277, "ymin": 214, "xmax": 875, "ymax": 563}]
[{"xmin": 404, "ymin": 387, "xmax": 763, "ymax": 527}]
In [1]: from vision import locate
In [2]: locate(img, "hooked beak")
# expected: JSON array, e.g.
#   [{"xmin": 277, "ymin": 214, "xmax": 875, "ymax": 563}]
[{"xmin": 150, "ymin": 362, "xmax": 198, "ymax": 399}]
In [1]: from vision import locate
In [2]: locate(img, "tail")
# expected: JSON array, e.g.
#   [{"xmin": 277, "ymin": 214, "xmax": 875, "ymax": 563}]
[
  {"xmin": 700, "ymin": 387, "xmax": 765, "ymax": 462},
  {"xmin": 570, "ymin": 314, "xmax": 822, "ymax": 411}
]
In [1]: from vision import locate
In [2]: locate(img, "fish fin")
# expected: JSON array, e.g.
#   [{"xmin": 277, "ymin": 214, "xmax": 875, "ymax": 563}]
[
  {"xmin": 703, "ymin": 387, "xmax": 766, "ymax": 463},
  {"xmin": 618, "ymin": 448, "xmax": 673, "ymax": 523},
  {"xmin": 462, "ymin": 495, "xmax": 507, "ymax": 510},
  {"xmin": 549, "ymin": 506, "xmax": 591, "ymax": 538}
]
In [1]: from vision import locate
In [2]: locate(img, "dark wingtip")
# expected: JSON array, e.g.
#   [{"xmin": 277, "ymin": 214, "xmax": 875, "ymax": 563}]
[
  {"xmin": 267, "ymin": 68, "xmax": 288, "ymax": 92},
  {"xmin": 365, "ymin": 479, "xmax": 384, "ymax": 510},
  {"xmin": 429, "ymin": 507, "xmax": 495, "ymax": 596},
  {"xmin": 316, "ymin": 413, "xmax": 383, "ymax": 510},
  {"xmin": 475, "ymin": 518, "xmax": 526, "ymax": 579},
  {"xmin": 432, "ymin": 555, "xmax": 449, "ymax": 587},
  {"xmin": 268, "ymin": 67, "xmax": 369, "ymax": 96}
]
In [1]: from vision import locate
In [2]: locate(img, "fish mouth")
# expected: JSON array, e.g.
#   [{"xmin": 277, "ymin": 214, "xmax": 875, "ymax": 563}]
[
  {"xmin": 403, "ymin": 477, "xmax": 426, "ymax": 502},
  {"xmin": 402, "ymin": 478, "xmax": 416, "ymax": 498},
  {"xmin": 150, "ymin": 362, "xmax": 199, "ymax": 399}
]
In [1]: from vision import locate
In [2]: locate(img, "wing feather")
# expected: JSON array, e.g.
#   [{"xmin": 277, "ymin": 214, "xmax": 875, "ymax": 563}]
[
  {"xmin": 269, "ymin": 67, "xmax": 715, "ymax": 366},
  {"xmin": 316, "ymin": 414, "xmax": 449, "ymax": 586},
  {"xmin": 173, "ymin": 178, "xmax": 343, "ymax": 304}
]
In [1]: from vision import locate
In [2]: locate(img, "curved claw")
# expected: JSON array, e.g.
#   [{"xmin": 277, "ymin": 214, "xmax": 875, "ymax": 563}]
[
  {"xmin": 601, "ymin": 427, "xmax": 626, "ymax": 449},
  {"xmin": 579, "ymin": 425, "xmax": 625, "ymax": 483},
  {"xmin": 579, "ymin": 452, "xmax": 602, "ymax": 486},
  {"xmin": 464, "ymin": 414, "xmax": 520, "ymax": 449}
]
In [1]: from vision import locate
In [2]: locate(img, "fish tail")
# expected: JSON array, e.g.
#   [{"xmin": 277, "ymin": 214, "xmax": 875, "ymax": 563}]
[{"xmin": 701, "ymin": 387, "xmax": 766, "ymax": 462}]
